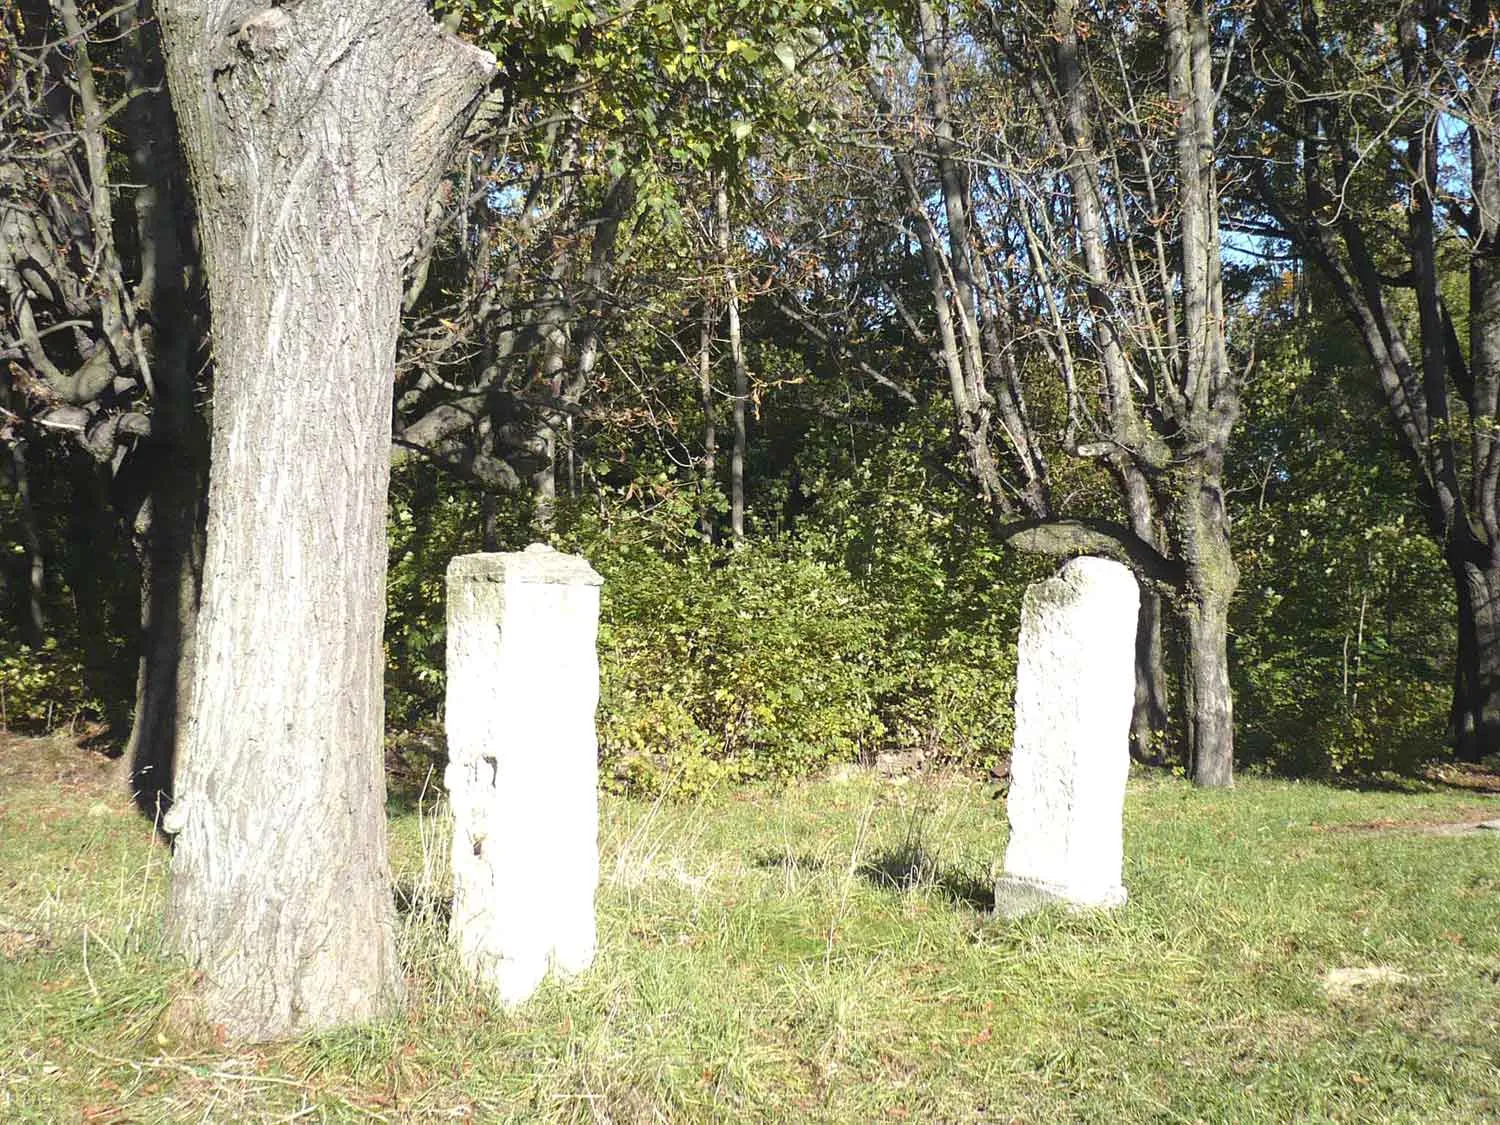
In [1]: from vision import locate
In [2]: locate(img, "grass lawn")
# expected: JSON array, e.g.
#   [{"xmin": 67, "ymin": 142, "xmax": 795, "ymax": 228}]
[{"xmin": 2, "ymin": 733, "xmax": 1499, "ymax": 1122}]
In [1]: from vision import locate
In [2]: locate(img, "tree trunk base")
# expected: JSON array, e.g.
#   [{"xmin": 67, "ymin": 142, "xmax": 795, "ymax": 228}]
[{"xmin": 1450, "ymin": 555, "xmax": 1500, "ymax": 763}]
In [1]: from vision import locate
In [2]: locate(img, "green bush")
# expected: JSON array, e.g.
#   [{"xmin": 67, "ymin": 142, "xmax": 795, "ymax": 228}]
[
  {"xmin": 786, "ymin": 415, "xmax": 1039, "ymax": 772},
  {"xmin": 585, "ymin": 535, "xmax": 887, "ymax": 793},
  {"xmin": 383, "ymin": 452, "xmax": 1033, "ymax": 796},
  {"xmin": 0, "ymin": 639, "xmax": 106, "ymax": 733}
]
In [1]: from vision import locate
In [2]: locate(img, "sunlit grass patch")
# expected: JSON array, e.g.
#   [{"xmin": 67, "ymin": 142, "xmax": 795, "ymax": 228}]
[{"xmin": 3, "ymin": 739, "xmax": 1499, "ymax": 1121}]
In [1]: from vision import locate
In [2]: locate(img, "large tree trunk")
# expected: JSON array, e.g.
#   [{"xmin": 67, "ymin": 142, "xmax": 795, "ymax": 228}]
[
  {"xmin": 1134, "ymin": 590, "xmax": 1170, "ymax": 762},
  {"xmin": 1181, "ymin": 587, "xmax": 1234, "ymax": 788},
  {"xmin": 1166, "ymin": 0, "xmax": 1238, "ymax": 786},
  {"xmin": 156, "ymin": 0, "xmax": 492, "ymax": 1041},
  {"xmin": 1172, "ymin": 474, "xmax": 1238, "ymax": 787},
  {"xmin": 1449, "ymin": 553, "xmax": 1500, "ymax": 762}
]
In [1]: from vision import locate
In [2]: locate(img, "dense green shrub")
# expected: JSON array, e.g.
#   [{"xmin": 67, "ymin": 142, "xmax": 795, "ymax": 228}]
[
  {"xmin": 384, "ymin": 436, "xmax": 1037, "ymax": 795},
  {"xmin": 786, "ymin": 414, "xmax": 1043, "ymax": 770},
  {"xmin": 587, "ymin": 536, "xmax": 887, "ymax": 792},
  {"xmin": 1232, "ymin": 502, "xmax": 1452, "ymax": 776},
  {"xmin": 0, "ymin": 640, "xmax": 106, "ymax": 732},
  {"xmin": 386, "ymin": 466, "xmax": 492, "ymax": 735}
]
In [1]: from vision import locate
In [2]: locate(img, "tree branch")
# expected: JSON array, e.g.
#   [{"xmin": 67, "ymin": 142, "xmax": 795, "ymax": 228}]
[{"xmin": 996, "ymin": 517, "xmax": 1185, "ymax": 588}]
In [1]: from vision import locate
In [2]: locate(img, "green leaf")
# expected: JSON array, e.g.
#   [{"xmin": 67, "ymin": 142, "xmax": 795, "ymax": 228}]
[{"xmin": 772, "ymin": 42, "xmax": 797, "ymax": 73}]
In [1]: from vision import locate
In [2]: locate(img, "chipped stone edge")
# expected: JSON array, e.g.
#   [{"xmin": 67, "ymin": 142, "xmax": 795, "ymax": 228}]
[{"xmin": 447, "ymin": 544, "xmax": 602, "ymax": 586}]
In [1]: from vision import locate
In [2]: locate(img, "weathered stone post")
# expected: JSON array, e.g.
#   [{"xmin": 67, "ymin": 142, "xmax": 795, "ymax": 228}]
[
  {"xmin": 994, "ymin": 556, "xmax": 1138, "ymax": 918},
  {"xmin": 445, "ymin": 544, "xmax": 603, "ymax": 1005}
]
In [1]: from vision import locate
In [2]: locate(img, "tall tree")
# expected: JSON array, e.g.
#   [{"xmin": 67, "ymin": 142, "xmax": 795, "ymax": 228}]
[
  {"xmin": 837, "ymin": 0, "xmax": 1243, "ymax": 783},
  {"xmin": 1242, "ymin": 0, "xmax": 1500, "ymax": 760},
  {"xmin": 1007, "ymin": 0, "xmax": 1242, "ymax": 785},
  {"xmin": 155, "ymin": 0, "xmax": 493, "ymax": 1039},
  {"xmin": 390, "ymin": 0, "xmax": 862, "ymax": 536}
]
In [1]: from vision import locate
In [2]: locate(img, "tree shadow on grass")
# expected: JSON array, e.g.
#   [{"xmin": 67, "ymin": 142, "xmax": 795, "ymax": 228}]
[
  {"xmin": 858, "ymin": 843, "xmax": 995, "ymax": 912},
  {"xmin": 1340, "ymin": 760, "xmax": 1500, "ymax": 796},
  {"xmin": 749, "ymin": 847, "xmax": 994, "ymax": 912},
  {"xmin": 1246, "ymin": 764, "xmax": 1500, "ymax": 798},
  {"xmin": 1240, "ymin": 753, "xmax": 1500, "ymax": 797}
]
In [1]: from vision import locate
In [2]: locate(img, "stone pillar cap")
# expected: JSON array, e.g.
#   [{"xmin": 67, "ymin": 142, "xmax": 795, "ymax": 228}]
[
  {"xmin": 447, "ymin": 545, "xmax": 603, "ymax": 586},
  {"xmin": 1059, "ymin": 555, "xmax": 1136, "ymax": 587}
]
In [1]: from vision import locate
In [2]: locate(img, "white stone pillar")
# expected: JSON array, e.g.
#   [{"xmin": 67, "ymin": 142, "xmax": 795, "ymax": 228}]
[
  {"xmin": 994, "ymin": 556, "xmax": 1138, "ymax": 918},
  {"xmin": 444, "ymin": 544, "xmax": 602, "ymax": 1005}
]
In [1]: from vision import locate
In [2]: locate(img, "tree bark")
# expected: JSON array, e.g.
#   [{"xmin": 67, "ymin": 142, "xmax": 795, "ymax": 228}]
[
  {"xmin": 531, "ymin": 325, "xmax": 565, "ymax": 530},
  {"xmin": 698, "ymin": 293, "xmax": 717, "ymax": 543},
  {"xmin": 1134, "ymin": 590, "xmax": 1170, "ymax": 762},
  {"xmin": 1118, "ymin": 463, "xmax": 1169, "ymax": 760},
  {"xmin": 156, "ymin": 0, "xmax": 493, "ymax": 1040},
  {"xmin": 728, "ymin": 295, "xmax": 747, "ymax": 545},
  {"xmin": 123, "ymin": 452, "xmax": 203, "ymax": 818},
  {"xmin": 1450, "ymin": 552, "xmax": 1500, "ymax": 761},
  {"xmin": 1165, "ymin": 0, "xmax": 1238, "ymax": 786},
  {"xmin": 1181, "ymin": 585, "xmax": 1235, "ymax": 788},
  {"xmin": 1170, "ymin": 466, "xmax": 1239, "ymax": 787},
  {"xmin": 124, "ymin": 484, "xmax": 201, "ymax": 816}
]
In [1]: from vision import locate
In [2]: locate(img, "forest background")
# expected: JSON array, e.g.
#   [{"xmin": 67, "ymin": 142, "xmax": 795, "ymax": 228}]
[{"xmin": 1, "ymin": 0, "xmax": 1480, "ymax": 798}]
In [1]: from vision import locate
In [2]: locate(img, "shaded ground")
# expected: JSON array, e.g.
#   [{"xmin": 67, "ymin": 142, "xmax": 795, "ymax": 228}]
[
  {"xmin": 1314, "ymin": 815, "xmax": 1500, "ymax": 837},
  {"xmin": 0, "ymin": 731, "xmax": 124, "ymax": 805},
  {"xmin": 1303, "ymin": 760, "xmax": 1500, "ymax": 835},
  {"xmin": 1422, "ymin": 759, "xmax": 1500, "ymax": 795}
]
